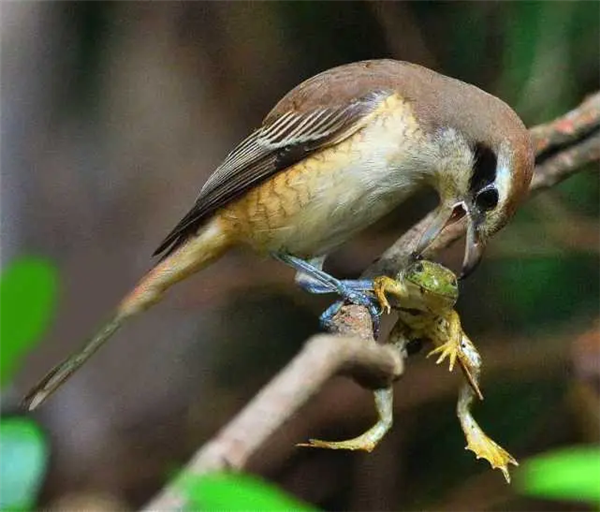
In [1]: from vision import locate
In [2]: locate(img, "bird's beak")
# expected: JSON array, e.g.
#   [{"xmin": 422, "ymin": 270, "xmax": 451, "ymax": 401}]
[
  {"xmin": 414, "ymin": 204, "xmax": 460, "ymax": 256},
  {"xmin": 460, "ymin": 215, "xmax": 484, "ymax": 279},
  {"xmin": 415, "ymin": 202, "xmax": 485, "ymax": 279}
]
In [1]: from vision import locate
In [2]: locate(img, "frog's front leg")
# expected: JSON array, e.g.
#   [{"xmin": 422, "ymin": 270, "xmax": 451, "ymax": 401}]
[
  {"xmin": 372, "ymin": 276, "xmax": 408, "ymax": 314},
  {"xmin": 426, "ymin": 310, "xmax": 483, "ymax": 400},
  {"xmin": 298, "ymin": 387, "xmax": 394, "ymax": 452}
]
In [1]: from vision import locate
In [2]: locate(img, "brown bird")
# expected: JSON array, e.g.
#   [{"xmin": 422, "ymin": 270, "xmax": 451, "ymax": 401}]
[{"xmin": 24, "ymin": 59, "xmax": 534, "ymax": 410}]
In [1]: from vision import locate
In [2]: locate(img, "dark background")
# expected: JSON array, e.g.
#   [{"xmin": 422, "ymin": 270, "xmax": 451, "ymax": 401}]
[{"xmin": 3, "ymin": 2, "xmax": 599, "ymax": 510}]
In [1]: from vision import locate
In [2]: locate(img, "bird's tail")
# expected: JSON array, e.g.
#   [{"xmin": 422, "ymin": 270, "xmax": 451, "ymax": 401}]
[{"xmin": 23, "ymin": 217, "xmax": 233, "ymax": 410}]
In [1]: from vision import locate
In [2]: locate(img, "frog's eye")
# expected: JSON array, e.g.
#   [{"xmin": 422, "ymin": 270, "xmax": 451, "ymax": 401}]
[{"xmin": 414, "ymin": 262, "xmax": 424, "ymax": 273}]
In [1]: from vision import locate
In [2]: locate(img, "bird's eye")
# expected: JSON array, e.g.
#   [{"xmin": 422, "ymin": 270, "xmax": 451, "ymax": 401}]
[{"xmin": 475, "ymin": 187, "xmax": 499, "ymax": 211}]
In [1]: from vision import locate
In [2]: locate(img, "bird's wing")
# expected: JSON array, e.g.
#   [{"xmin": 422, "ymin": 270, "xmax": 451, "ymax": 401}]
[{"xmin": 153, "ymin": 90, "xmax": 391, "ymax": 258}]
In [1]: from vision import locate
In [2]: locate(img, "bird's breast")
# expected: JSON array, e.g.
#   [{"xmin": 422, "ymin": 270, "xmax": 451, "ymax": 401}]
[{"xmin": 220, "ymin": 94, "xmax": 433, "ymax": 257}]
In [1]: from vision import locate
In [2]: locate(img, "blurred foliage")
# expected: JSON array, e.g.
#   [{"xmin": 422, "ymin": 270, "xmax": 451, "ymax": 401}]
[
  {"xmin": 0, "ymin": 417, "xmax": 49, "ymax": 511},
  {"xmin": 0, "ymin": 257, "xmax": 56, "ymax": 509},
  {"xmin": 182, "ymin": 472, "xmax": 316, "ymax": 512},
  {"xmin": 495, "ymin": 254, "xmax": 598, "ymax": 333},
  {"xmin": 518, "ymin": 445, "xmax": 600, "ymax": 505},
  {"xmin": 0, "ymin": 257, "xmax": 58, "ymax": 387}
]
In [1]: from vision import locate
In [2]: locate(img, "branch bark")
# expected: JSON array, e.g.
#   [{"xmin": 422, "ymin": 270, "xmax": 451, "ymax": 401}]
[{"xmin": 144, "ymin": 91, "xmax": 599, "ymax": 511}]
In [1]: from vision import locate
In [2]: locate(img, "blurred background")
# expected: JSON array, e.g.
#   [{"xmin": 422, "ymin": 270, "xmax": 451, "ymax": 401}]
[{"xmin": 2, "ymin": 1, "xmax": 598, "ymax": 510}]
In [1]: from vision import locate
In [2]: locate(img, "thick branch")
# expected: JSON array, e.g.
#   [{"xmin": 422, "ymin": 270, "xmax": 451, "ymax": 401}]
[{"xmin": 143, "ymin": 91, "xmax": 599, "ymax": 510}]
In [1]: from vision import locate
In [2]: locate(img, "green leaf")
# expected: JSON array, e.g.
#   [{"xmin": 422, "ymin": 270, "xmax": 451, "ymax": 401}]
[
  {"xmin": 518, "ymin": 445, "xmax": 600, "ymax": 505},
  {"xmin": 0, "ymin": 417, "xmax": 49, "ymax": 511},
  {"xmin": 0, "ymin": 257, "xmax": 58, "ymax": 386},
  {"xmin": 181, "ymin": 472, "xmax": 317, "ymax": 512}
]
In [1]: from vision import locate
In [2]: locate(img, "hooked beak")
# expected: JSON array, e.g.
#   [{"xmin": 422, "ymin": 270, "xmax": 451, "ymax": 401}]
[
  {"xmin": 460, "ymin": 215, "xmax": 485, "ymax": 279},
  {"xmin": 414, "ymin": 202, "xmax": 485, "ymax": 279},
  {"xmin": 415, "ymin": 203, "xmax": 463, "ymax": 256}
]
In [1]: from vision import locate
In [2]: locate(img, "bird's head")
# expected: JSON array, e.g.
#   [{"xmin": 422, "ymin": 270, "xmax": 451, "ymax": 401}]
[{"xmin": 416, "ymin": 127, "xmax": 534, "ymax": 278}]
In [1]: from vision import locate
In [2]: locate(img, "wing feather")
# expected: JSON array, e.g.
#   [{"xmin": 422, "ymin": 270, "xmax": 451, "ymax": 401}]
[{"xmin": 153, "ymin": 90, "xmax": 390, "ymax": 257}]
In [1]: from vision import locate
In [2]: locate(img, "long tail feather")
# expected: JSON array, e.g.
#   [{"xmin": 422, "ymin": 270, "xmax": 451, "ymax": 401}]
[
  {"xmin": 23, "ymin": 316, "xmax": 123, "ymax": 410},
  {"xmin": 23, "ymin": 217, "xmax": 232, "ymax": 410}
]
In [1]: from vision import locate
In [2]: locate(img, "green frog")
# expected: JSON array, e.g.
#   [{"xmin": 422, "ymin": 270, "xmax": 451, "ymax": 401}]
[{"xmin": 299, "ymin": 260, "xmax": 518, "ymax": 483}]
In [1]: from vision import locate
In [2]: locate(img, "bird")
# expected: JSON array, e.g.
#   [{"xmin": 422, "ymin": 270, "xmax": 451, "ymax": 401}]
[{"xmin": 23, "ymin": 59, "xmax": 534, "ymax": 410}]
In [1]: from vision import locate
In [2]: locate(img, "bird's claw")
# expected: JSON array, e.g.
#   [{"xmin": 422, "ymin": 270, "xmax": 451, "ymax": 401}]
[
  {"xmin": 320, "ymin": 289, "xmax": 382, "ymax": 337},
  {"xmin": 344, "ymin": 289, "xmax": 382, "ymax": 315}
]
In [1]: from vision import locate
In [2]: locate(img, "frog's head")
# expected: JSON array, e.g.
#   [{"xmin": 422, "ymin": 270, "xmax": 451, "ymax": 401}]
[{"xmin": 402, "ymin": 260, "xmax": 459, "ymax": 312}]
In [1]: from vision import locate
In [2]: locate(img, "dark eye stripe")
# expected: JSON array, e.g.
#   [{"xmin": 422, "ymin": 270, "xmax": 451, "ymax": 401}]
[{"xmin": 470, "ymin": 142, "xmax": 497, "ymax": 194}]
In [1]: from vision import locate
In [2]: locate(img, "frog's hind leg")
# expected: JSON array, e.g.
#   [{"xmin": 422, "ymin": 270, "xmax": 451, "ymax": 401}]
[
  {"xmin": 298, "ymin": 387, "xmax": 393, "ymax": 452},
  {"xmin": 456, "ymin": 334, "xmax": 518, "ymax": 483}
]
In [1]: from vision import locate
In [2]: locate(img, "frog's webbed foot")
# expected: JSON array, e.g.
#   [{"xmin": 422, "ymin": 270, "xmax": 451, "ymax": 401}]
[
  {"xmin": 298, "ymin": 388, "xmax": 393, "ymax": 452},
  {"xmin": 298, "ymin": 432, "xmax": 379, "ymax": 452},
  {"xmin": 460, "ymin": 411, "xmax": 519, "ymax": 483}
]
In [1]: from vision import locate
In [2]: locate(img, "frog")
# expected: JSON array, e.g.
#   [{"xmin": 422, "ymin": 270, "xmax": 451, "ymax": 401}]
[{"xmin": 299, "ymin": 260, "xmax": 518, "ymax": 483}]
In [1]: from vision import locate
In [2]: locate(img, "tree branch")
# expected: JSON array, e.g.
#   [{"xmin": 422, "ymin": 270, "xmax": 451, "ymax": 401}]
[
  {"xmin": 143, "ymin": 324, "xmax": 403, "ymax": 511},
  {"xmin": 143, "ymin": 91, "xmax": 599, "ymax": 510}
]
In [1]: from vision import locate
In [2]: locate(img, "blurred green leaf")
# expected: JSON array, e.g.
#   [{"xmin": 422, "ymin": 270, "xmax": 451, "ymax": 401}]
[
  {"xmin": 0, "ymin": 257, "xmax": 58, "ymax": 386},
  {"xmin": 518, "ymin": 445, "xmax": 600, "ymax": 505},
  {"xmin": 0, "ymin": 417, "xmax": 49, "ymax": 511},
  {"xmin": 495, "ymin": 255, "xmax": 598, "ymax": 331},
  {"xmin": 181, "ymin": 472, "xmax": 317, "ymax": 512}
]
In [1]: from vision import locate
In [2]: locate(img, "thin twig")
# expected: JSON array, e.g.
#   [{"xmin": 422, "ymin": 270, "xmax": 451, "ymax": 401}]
[
  {"xmin": 143, "ymin": 91, "xmax": 599, "ymax": 510},
  {"xmin": 530, "ymin": 91, "xmax": 600, "ymax": 154}
]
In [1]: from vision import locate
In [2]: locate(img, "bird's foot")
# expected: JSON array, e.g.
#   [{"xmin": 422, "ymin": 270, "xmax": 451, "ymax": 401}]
[
  {"xmin": 461, "ymin": 416, "xmax": 518, "ymax": 483},
  {"xmin": 274, "ymin": 253, "xmax": 381, "ymax": 335},
  {"xmin": 319, "ymin": 293, "xmax": 381, "ymax": 337},
  {"xmin": 341, "ymin": 284, "xmax": 382, "ymax": 325}
]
